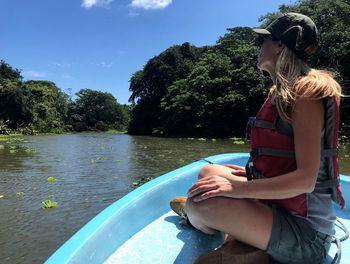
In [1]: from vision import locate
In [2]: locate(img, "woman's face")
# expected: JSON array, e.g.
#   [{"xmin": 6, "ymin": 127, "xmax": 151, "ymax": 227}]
[{"xmin": 256, "ymin": 36, "xmax": 283, "ymax": 74}]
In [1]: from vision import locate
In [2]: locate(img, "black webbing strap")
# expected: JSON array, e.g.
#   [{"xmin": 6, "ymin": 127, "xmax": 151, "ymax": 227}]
[
  {"xmin": 250, "ymin": 148, "xmax": 295, "ymax": 161},
  {"xmin": 315, "ymin": 178, "xmax": 340, "ymax": 189},
  {"xmin": 321, "ymin": 148, "xmax": 338, "ymax": 157},
  {"xmin": 248, "ymin": 117, "xmax": 275, "ymax": 130},
  {"xmin": 245, "ymin": 157, "xmax": 265, "ymax": 181},
  {"xmin": 247, "ymin": 116, "xmax": 294, "ymax": 138},
  {"xmin": 249, "ymin": 147, "xmax": 337, "ymax": 162},
  {"xmin": 245, "ymin": 158, "xmax": 253, "ymax": 181}
]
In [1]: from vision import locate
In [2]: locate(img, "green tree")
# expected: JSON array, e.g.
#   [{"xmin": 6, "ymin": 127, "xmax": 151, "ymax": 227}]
[
  {"xmin": 0, "ymin": 59, "xmax": 22, "ymax": 82},
  {"xmin": 160, "ymin": 28, "xmax": 266, "ymax": 137},
  {"xmin": 23, "ymin": 80, "xmax": 69, "ymax": 133},
  {"xmin": 128, "ymin": 42, "xmax": 202, "ymax": 135},
  {"xmin": 0, "ymin": 60, "xmax": 33, "ymax": 131},
  {"xmin": 69, "ymin": 89, "xmax": 128, "ymax": 131}
]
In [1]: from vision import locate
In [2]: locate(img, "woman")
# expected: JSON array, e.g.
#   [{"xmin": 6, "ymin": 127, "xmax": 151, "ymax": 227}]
[{"xmin": 172, "ymin": 13, "xmax": 345, "ymax": 263}]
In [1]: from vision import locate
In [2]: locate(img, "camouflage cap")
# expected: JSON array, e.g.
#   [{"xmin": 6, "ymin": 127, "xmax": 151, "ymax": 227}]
[{"xmin": 253, "ymin": 12, "xmax": 319, "ymax": 59}]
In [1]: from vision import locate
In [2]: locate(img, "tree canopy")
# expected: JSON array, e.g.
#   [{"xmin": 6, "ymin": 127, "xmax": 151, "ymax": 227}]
[{"xmin": 0, "ymin": 60, "xmax": 129, "ymax": 134}]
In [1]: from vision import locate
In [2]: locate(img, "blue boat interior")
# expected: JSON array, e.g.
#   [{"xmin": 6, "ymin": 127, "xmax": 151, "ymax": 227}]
[{"xmin": 45, "ymin": 153, "xmax": 350, "ymax": 264}]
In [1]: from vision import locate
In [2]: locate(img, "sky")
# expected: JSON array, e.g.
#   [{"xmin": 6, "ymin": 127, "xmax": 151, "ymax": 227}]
[{"xmin": 0, "ymin": 0, "xmax": 295, "ymax": 104}]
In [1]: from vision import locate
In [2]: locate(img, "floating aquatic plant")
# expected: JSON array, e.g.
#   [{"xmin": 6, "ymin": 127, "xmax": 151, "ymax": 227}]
[
  {"xmin": 47, "ymin": 176, "xmax": 57, "ymax": 182},
  {"xmin": 133, "ymin": 176, "xmax": 152, "ymax": 187},
  {"xmin": 0, "ymin": 195, "xmax": 4, "ymax": 199},
  {"xmin": 42, "ymin": 200, "xmax": 58, "ymax": 209},
  {"xmin": 0, "ymin": 145, "xmax": 4, "ymax": 150},
  {"xmin": 9, "ymin": 149, "xmax": 17, "ymax": 154},
  {"xmin": 115, "ymin": 160, "xmax": 123, "ymax": 163},
  {"xmin": 16, "ymin": 192, "xmax": 25, "ymax": 197},
  {"xmin": 91, "ymin": 156, "xmax": 107, "ymax": 163},
  {"xmin": 48, "ymin": 194, "xmax": 54, "ymax": 198},
  {"xmin": 231, "ymin": 137, "xmax": 245, "ymax": 145},
  {"xmin": 25, "ymin": 147, "xmax": 37, "ymax": 154}
]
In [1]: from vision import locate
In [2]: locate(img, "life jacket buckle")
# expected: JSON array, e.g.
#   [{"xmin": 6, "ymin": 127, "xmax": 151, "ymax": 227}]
[{"xmin": 250, "ymin": 149, "xmax": 260, "ymax": 160}]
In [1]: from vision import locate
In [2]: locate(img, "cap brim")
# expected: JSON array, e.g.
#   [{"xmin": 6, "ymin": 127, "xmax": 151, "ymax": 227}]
[{"xmin": 252, "ymin": 28, "xmax": 271, "ymax": 35}]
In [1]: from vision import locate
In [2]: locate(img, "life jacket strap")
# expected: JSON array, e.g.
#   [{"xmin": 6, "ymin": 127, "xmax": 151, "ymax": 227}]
[
  {"xmin": 315, "ymin": 178, "xmax": 340, "ymax": 189},
  {"xmin": 321, "ymin": 148, "xmax": 338, "ymax": 157},
  {"xmin": 250, "ymin": 147, "xmax": 295, "ymax": 161},
  {"xmin": 250, "ymin": 147, "xmax": 337, "ymax": 161},
  {"xmin": 246, "ymin": 116, "xmax": 294, "ymax": 140},
  {"xmin": 245, "ymin": 159, "xmax": 265, "ymax": 181}
]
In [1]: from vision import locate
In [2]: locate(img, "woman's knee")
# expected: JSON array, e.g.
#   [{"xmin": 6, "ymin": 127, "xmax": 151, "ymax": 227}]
[
  {"xmin": 198, "ymin": 164, "xmax": 220, "ymax": 179},
  {"xmin": 185, "ymin": 197, "xmax": 222, "ymax": 234}
]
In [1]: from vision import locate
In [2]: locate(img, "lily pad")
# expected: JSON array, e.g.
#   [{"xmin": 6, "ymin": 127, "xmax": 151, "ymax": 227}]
[
  {"xmin": 42, "ymin": 200, "xmax": 58, "ymax": 209},
  {"xmin": 47, "ymin": 176, "xmax": 57, "ymax": 182},
  {"xmin": 16, "ymin": 192, "xmax": 25, "ymax": 197}
]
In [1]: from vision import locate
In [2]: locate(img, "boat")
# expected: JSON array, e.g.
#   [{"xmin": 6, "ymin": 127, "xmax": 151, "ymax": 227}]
[{"xmin": 45, "ymin": 153, "xmax": 350, "ymax": 264}]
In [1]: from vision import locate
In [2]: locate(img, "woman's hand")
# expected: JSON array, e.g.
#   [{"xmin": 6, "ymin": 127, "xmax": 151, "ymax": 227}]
[
  {"xmin": 223, "ymin": 164, "xmax": 246, "ymax": 177},
  {"xmin": 187, "ymin": 175, "xmax": 245, "ymax": 202}
]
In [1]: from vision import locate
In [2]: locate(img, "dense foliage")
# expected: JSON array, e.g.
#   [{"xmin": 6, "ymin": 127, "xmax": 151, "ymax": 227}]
[
  {"xmin": 68, "ymin": 89, "xmax": 129, "ymax": 131},
  {"xmin": 129, "ymin": 0, "xmax": 350, "ymax": 139},
  {"xmin": 0, "ymin": 60, "xmax": 129, "ymax": 134}
]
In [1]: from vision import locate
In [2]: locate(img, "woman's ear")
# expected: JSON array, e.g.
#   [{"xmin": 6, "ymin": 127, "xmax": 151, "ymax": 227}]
[{"xmin": 276, "ymin": 41, "xmax": 285, "ymax": 54}]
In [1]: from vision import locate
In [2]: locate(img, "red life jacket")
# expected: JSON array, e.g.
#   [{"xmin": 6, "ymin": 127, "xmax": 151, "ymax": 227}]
[{"xmin": 245, "ymin": 96, "xmax": 345, "ymax": 217}]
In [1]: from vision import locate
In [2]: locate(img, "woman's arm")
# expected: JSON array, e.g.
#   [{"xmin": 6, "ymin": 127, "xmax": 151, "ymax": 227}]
[{"xmin": 188, "ymin": 98, "xmax": 324, "ymax": 201}]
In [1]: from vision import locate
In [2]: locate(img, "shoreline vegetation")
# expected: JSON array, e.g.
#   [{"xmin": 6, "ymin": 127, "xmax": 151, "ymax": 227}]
[{"xmin": 1, "ymin": 0, "xmax": 350, "ymax": 141}]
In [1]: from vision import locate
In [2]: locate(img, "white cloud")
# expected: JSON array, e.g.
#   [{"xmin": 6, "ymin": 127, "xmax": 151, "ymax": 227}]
[
  {"xmin": 61, "ymin": 74, "xmax": 73, "ymax": 79},
  {"xmin": 24, "ymin": 70, "xmax": 46, "ymax": 78},
  {"xmin": 99, "ymin": 61, "xmax": 114, "ymax": 68},
  {"xmin": 128, "ymin": 9, "xmax": 140, "ymax": 17},
  {"xmin": 49, "ymin": 62, "xmax": 71, "ymax": 68},
  {"xmin": 81, "ymin": 0, "xmax": 114, "ymax": 9},
  {"xmin": 130, "ymin": 0, "xmax": 172, "ymax": 10}
]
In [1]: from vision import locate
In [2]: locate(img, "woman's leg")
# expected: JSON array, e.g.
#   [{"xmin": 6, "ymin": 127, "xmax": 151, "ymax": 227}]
[{"xmin": 185, "ymin": 164, "xmax": 273, "ymax": 250}]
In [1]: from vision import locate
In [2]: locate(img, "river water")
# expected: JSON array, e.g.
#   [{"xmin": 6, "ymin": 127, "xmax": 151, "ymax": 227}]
[{"xmin": 0, "ymin": 133, "xmax": 349, "ymax": 264}]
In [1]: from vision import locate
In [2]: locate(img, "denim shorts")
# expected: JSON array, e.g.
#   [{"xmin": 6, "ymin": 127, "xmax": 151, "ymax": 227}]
[{"xmin": 266, "ymin": 205, "xmax": 333, "ymax": 264}]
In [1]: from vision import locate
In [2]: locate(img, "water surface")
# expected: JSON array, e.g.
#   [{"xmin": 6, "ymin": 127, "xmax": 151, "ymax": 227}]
[{"xmin": 0, "ymin": 133, "xmax": 349, "ymax": 263}]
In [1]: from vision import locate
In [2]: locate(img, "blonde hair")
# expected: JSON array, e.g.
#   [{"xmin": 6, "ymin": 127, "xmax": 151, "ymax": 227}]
[{"xmin": 270, "ymin": 47, "xmax": 342, "ymax": 122}]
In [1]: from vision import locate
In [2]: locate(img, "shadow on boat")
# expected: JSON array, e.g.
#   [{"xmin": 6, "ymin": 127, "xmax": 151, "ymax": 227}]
[{"xmin": 164, "ymin": 215, "xmax": 223, "ymax": 264}]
